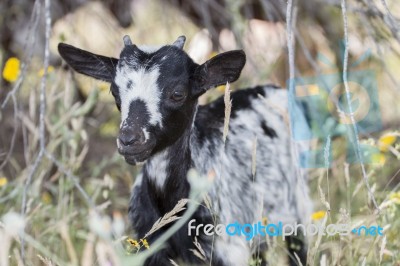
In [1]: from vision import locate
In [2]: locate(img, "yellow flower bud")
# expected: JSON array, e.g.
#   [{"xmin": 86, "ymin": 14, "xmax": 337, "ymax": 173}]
[
  {"xmin": 378, "ymin": 134, "xmax": 397, "ymax": 152},
  {"xmin": 2, "ymin": 57, "xmax": 20, "ymax": 82},
  {"xmin": 0, "ymin": 177, "xmax": 8, "ymax": 187},
  {"xmin": 311, "ymin": 211, "xmax": 326, "ymax": 221}
]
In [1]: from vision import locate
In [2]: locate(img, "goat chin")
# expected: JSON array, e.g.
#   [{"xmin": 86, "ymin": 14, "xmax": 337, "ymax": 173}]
[
  {"xmin": 124, "ymin": 156, "xmax": 147, "ymax": 166},
  {"xmin": 135, "ymin": 161, "xmax": 146, "ymax": 166}
]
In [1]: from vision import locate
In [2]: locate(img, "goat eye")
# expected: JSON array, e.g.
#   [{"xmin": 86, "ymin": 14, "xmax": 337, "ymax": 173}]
[{"xmin": 171, "ymin": 91, "xmax": 186, "ymax": 101}]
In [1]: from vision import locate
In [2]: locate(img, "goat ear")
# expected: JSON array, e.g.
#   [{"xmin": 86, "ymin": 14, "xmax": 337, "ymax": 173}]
[
  {"xmin": 192, "ymin": 50, "xmax": 246, "ymax": 96},
  {"xmin": 58, "ymin": 43, "xmax": 118, "ymax": 83}
]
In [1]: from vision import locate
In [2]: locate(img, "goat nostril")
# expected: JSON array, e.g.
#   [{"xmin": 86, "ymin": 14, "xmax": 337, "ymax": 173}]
[
  {"xmin": 118, "ymin": 135, "xmax": 136, "ymax": 146},
  {"xmin": 118, "ymin": 131, "xmax": 146, "ymax": 146}
]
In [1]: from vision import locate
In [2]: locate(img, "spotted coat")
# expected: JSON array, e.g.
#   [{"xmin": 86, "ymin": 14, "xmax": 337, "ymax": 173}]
[{"xmin": 58, "ymin": 36, "xmax": 312, "ymax": 266}]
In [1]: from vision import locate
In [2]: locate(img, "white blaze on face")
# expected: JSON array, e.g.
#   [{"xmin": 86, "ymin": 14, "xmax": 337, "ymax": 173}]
[
  {"xmin": 138, "ymin": 45, "xmax": 161, "ymax": 54},
  {"xmin": 115, "ymin": 64, "xmax": 162, "ymax": 128}
]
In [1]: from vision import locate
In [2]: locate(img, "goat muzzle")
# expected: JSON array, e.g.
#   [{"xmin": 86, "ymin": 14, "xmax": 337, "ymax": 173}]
[{"xmin": 117, "ymin": 126, "xmax": 156, "ymax": 165}]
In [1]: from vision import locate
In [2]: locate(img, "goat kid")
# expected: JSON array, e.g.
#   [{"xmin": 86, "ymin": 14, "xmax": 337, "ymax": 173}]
[{"xmin": 58, "ymin": 35, "xmax": 312, "ymax": 266}]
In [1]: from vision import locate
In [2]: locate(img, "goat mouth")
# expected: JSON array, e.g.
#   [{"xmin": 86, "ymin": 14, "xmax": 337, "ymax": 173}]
[
  {"xmin": 124, "ymin": 155, "xmax": 149, "ymax": 165},
  {"xmin": 121, "ymin": 148, "xmax": 152, "ymax": 163},
  {"xmin": 118, "ymin": 145, "xmax": 155, "ymax": 165}
]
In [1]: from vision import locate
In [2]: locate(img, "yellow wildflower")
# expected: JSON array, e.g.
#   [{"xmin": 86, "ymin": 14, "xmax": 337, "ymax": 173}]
[
  {"xmin": 311, "ymin": 211, "xmax": 326, "ymax": 221},
  {"xmin": 140, "ymin": 238, "xmax": 150, "ymax": 249},
  {"xmin": 262, "ymin": 217, "xmax": 268, "ymax": 225},
  {"xmin": 0, "ymin": 177, "xmax": 8, "ymax": 187},
  {"xmin": 38, "ymin": 66, "xmax": 54, "ymax": 77},
  {"xmin": 378, "ymin": 134, "xmax": 397, "ymax": 152},
  {"xmin": 127, "ymin": 238, "xmax": 140, "ymax": 248},
  {"xmin": 216, "ymin": 85, "xmax": 225, "ymax": 93},
  {"xmin": 209, "ymin": 51, "xmax": 218, "ymax": 59},
  {"xmin": 98, "ymin": 82, "xmax": 110, "ymax": 91},
  {"xmin": 389, "ymin": 191, "xmax": 400, "ymax": 205},
  {"xmin": 2, "ymin": 57, "xmax": 20, "ymax": 82},
  {"xmin": 41, "ymin": 191, "xmax": 52, "ymax": 204},
  {"xmin": 371, "ymin": 152, "xmax": 386, "ymax": 166}
]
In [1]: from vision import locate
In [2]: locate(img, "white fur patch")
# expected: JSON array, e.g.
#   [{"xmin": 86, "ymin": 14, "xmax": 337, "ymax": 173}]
[
  {"xmin": 142, "ymin": 128, "xmax": 150, "ymax": 141},
  {"xmin": 191, "ymin": 85, "xmax": 313, "ymax": 242},
  {"xmin": 138, "ymin": 45, "xmax": 161, "ymax": 54},
  {"xmin": 145, "ymin": 150, "xmax": 168, "ymax": 189},
  {"xmin": 115, "ymin": 65, "xmax": 163, "ymax": 127},
  {"xmin": 133, "ymin": 173, "xmax": 143, "ymax": 188},
  {"xmin": 214, "ymin": 237, "xmax": 250, "ymax": 265}
]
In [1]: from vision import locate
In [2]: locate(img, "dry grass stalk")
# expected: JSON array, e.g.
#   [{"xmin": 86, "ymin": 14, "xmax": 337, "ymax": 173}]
[
  {"xmin": 252, "ymin": 136, "xmax": 258, "ymax": 177},
  {"xmin": 169, "ymin": 259, "xmax": 180, "ymax": 266},
  {"xmin": 308, "ymin": 213, "xmax": 328, "ymax": 266},
  {"xmin": 0, "ymin": 230, "xmax": 11, "ymax": 266},
  {"xmin": 223, "ymin": 82, "xmax": 232, "ymax": 143},
  {"xmin": 308, "ymin": 186, "xmax": 330, "ymax": 265},
  {"xmin": 344, "ymin": 163, "xmax": 350, "ymax": 189},
  {"xmin": 190, "ymin": 249, "xmax": 206, "ymax": 262},
  {"xmin": 318, "ymin": 186, "xmax": 331, "ymax": 212},
  {"xmin": 95, "ymin": 241, "xmax": 119, "ymax": 266},
  {"xmin": 379, "ymin": 235, "xmax": 386, "ymax": 265},
  {"xmin": 12, "ymin": 248, "xmax": 24, "ymax": 266},
  {"xmin": 341, "ymin": 0, "xmax": 379, "ymax": 211},
  {"xmin": 189, "ymin": 237, "xmax": 206, "ymax": 261},
  {"xmin": 37, "ymin": 254, "xmax": 54, "ymax": 266},
  {"xmin": 144, "ymin": 199, "xmax": 189, "ymax": 238},
  {"xmin": 361, "ymin": 257, "xmax": 366, "ymax": 266},
  {"xmin": 294, "ymin": 251, "xmax": 303, "ymax": 266},
  {"xmin": 59, "ymin": 223, "xmax": 78, "ymax": 265},
  {"xmin": 203, "ymin": 193, "xmax": 212, "ymax": 210},
  {"xmin": 319, "ymin": 254, "xmax": 327, "ymax": 266},
  {"xmin": 81, "ymin": 233, "xmax": 95, "ymax": 266}
]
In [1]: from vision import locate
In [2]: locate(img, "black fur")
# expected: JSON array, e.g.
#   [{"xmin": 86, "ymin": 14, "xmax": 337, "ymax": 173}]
[{"xmin": 58, "ymin": 37, "xmax": 311, "ymax": 266}]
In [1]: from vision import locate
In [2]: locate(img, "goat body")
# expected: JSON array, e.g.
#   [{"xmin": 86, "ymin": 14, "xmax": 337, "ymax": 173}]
[
  {"xmin": 131, "ymin": 86, "xmax": 312, "ymax": 265},
  {"xmin": 58, "ymin": 36, "xmax": 312, "ymax": 266}
]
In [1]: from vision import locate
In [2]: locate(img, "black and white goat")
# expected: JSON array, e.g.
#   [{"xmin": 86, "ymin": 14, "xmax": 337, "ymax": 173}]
[{"xmin": 58, "ymin": 36, "xmax": 312, "ymax": 266}]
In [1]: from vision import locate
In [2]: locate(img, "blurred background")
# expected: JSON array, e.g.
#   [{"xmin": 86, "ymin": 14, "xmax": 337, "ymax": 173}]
[{"xmin": 0, "ymin": 0, "xmax": 400, "ymax": 265}]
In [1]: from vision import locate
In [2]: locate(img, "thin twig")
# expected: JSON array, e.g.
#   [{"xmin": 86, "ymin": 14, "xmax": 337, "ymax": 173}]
[
  {"xmin": 359, "ymin": 0, "xmax": 400, "ymax": 42},
  {"xmin": 0, "ymin": 0, "xmax": 42, "ymax": 171},
  {"xmin": 21, "ymin": 151, "xmax": 45, "ymax": 216},
  {"xmin": 0, "ymin": 95, "xmax": 19, "ymax": 170},
  {"xmin": 21, "ymin": 0, "xmax": 51, "ymax": 214},
  {"xmin": 286, "ymin": 0, "xmax": 295, "ymax": 83},
  {"xmin": 1, "ymin": 0, "xmax": 42, "ymax": 109},
  {"xmin": 39, "ymin": 0, "xmax": 51, "ymax": 151},
  {"xmin": 20, "ymin": 0, "xmax": 52, "ymax": 259},
  {"xmin": 286, "ymin": 0, "xmax": 305, "ymax": 198},
  {"xmin": 341, "ymin": 0, "xmax": 379, "ymax": 211},
  {"xmin": 379, "ymin": 0, "xmax": 400, "ymax": 40}
]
